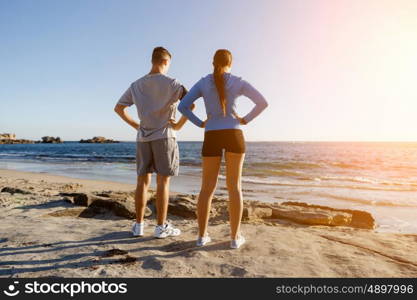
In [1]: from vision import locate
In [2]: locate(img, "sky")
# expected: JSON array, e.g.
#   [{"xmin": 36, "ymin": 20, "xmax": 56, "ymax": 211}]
[{"xmin": 1, "ymin": 0, "xmax": 417, "ymax": 142}]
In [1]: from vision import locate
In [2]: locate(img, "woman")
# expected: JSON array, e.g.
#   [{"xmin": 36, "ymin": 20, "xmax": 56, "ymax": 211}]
[{"xmin": 178, "ymin": 49, "xmax": 268, "ymax": 249}]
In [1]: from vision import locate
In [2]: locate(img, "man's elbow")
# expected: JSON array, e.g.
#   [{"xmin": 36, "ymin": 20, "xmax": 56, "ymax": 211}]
[{"xmin": 114, "ymin": 104, "xmax": 124, "ymax": 114}]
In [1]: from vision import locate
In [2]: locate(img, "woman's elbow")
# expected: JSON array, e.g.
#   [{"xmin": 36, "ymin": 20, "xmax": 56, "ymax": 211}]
[
  {"xmin": 177, "ymin": 105, "xmax": 184, "ymax": 114},
  {"xmin": 178, "ymin": 103, "xmax": 187, "ymax": 114}
]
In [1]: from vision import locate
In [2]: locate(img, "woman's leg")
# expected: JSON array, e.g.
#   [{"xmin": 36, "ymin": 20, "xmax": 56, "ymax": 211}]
[
  {"xmin": 197, "ymin": 156, "xmax": 222, "ymax": 237},
  {"xmin": 225, "ymin": 152, "xmax": 245, "ymax": 240}
]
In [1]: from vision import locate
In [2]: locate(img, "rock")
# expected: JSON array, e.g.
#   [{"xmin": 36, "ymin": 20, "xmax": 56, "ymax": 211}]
[
  {"xmin": 101, "ymin": 248, "xmax": 128, "ymax": 257},
  {"xmin": 95, "ymin": 192, "xmax": 112, "ymax": 198},
  {"xmin": 47, "ymin": 208, "xmax": 85, "ymax": 217},
  {"xmin": 281, "ymin": 202, "xmax": 375, "ymax": 229},
  {"xmin": 78, "ymin": 206, "xmax": 107, "ymax": 218},
  {"xmin": 0, "ymin": 133, "xmax": 16, "ymax": 140},
  {"xmin": 1, "ymin": 187, "xmax": 31, "ymax": 195},
  {"xmin": 0, "ymin": 133, "xmax": 34, "ymax": 144},
  {"xmin": 60, "ymin": 192, "xmax": 105, "ymax": 207},
  {"xmin": 72, "ymin": 193, "xmax": 152, "ymax": 219},
  {"xmin": 91, "ymin": 192, "xmax": 152, "ymax": 219},
  {"xmin": 212, "ymin": 196, "xmax": 224, "ymax": 203},
  {"xmin": 89, "ymin": 199, "xmax": 134, "ymax": 218},
  {"xmin": 93, "ymin": 190, "xmax": 137, "ymax": 199},
  {"xmin": 61, "ymin": 183, "xmax": 82, "ymax": 191},
  {"xmin": 40, "ymin": 189, "xmax": 60, "ymax": 196},
  {"xmin": 220, "ymin": 264, "xmax": 248, "ymax": 277},
  {"xmin": 98, "ymin": 269, "xmax": 108, "ymax": 276},
  {"xmin": 40, "ymin": 136, "xmax": 62, "ymax": 143},
  {"xmin": 79, "ymin": 136, "xmax": 119, "ymax": 143},
  {"xmin": 63, "ymin": 188, "xmax": 375, "ymax": 230},
  {"xmin": 73, "ymin": 193, "xmax": 91, "ymax": 206},
  {"xmin": 60, "ymin": 192, "xmax": 109, "ymax": 207},
  {"xmin": 271, "ymin": 205, "xmax": 352, "ymax": 227},
  {"xmin": 117, "ymin": 255, "xmax": 137, "ymax": 264},
  {"xmin": 62, "ymin": 196, "xmax": 73, "ymax": 203},
  {"xmin": 243, "ymin": 206, "xmax": 273, "ymax": 220},
  {"xmin": 59, "ymin": 192, "xmax": 83, "ymax": 198},
  {"xmin": 142, "ymin": 257, "xmax": 163, "ymax": 270},
  {"xmin": 0, "ymin": 139, "xmax": 34, "ymax": 144},
  {"xmin": 163, "ymin": 194, "xmax": 220, "ymax": 219},
  {"xmin": 167, "ymin": 196, "xmax": 197, "ymax": 219}
]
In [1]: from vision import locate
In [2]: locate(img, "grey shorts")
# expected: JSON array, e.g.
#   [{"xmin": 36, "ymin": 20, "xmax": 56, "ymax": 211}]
[{"xmin": 136, "ymin": 138, "xmax": 179, "ymax": 176}]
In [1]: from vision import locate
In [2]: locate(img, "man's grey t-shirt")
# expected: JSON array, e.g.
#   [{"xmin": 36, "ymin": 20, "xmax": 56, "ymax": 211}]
[{"xmin": 117, "ymin": 74, "xmax": 184, "ymax": 142}]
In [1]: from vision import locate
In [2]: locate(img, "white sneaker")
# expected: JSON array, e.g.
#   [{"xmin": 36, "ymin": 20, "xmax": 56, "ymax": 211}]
[
  {"xmin": 154, "ymin": 223, "xmax": 181, "ymax": 239},
  {"xmin": 230, "ymin": 235, "xmax": 246, "ymax": 249},
  {"xmin": 196, "ymin": 235, "xmax": 211, "ymax": 247},
  {"xmin": 132, "ymin": 222, "xmax": 145, "ymax": 237}
]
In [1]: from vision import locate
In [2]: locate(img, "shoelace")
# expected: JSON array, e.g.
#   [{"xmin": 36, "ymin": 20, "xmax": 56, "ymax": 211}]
[
  {"xmin": 165, "ymin": 224, "xmax": 176, "ymax": 234},
  {"xmin": 158, "ymin": 223, "xmax": 173, "ymax": 233}
]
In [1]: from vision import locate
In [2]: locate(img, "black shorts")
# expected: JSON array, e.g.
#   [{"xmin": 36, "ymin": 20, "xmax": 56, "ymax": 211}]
[{"xmin": 202, "ymin": 129, "xmax": 246, "ymax": 157}]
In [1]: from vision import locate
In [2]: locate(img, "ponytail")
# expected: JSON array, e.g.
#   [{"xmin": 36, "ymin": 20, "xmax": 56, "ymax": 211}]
[
  {"xmin": 213, "ymin": 65, "xmax": 227, "ymax": 116},
  {"xmin": 213, "ymin": 49, "xmax": 232, "ymax": 116}
]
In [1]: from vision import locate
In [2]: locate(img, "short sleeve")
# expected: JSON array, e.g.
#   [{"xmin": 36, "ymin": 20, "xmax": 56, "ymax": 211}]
[
  {"xmin": 117, "ymin": 87, "xmax": 134, "ymax": 107},
  {"xmin": 171, "ymin": 79, "xmax": 185, "ymax": 104}
]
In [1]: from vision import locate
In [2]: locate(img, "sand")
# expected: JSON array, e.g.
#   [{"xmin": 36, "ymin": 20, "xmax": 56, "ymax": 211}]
[{"xmin": 1, "ymin": 168, "xmax": 417, "ymax": 278}]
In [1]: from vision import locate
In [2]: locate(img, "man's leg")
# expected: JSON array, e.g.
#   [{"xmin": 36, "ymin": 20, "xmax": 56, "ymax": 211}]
[
  {"xmin": 155, "ymin": 174, "xmax": 170, "ymax": 225},
  {"xmin": 135, "ymin": 173, "xmax": 151, "ymax": 223},
  {"xmin": 151, "ymin": 138, "xmax": 181, "ymax": 238},
  {"xmin": 151, "ymin": 138, "xmax": 179, "ymax": 226},
  {"xmin": 154, "ymin": 173, "xmax": 180, "ymax": 238}
]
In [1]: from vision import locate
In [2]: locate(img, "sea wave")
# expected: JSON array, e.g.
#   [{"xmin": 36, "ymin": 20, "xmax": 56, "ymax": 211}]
[
  {"xmin": 330, "ymin": 162, "xmax": 364, "ymax": 169},
  {"xmin": 0, "ymin": 153, "xmax": 136, "ymax": 163},
  {"xmin": 247, "ymin": 161, "xmax": 323, "ymax": 170},
  {"xmin": 243, "ymin": 168, "xmax": 313, "ymax": 179},
  {"xmin": 296, "ymin": 191, "xmax": 417, "ymax": 207},
  {"xmin": 320, "ymin": 175, "xmax": 417, "ymax": 187},
  {"xmin": 242, "ymin": 168, "xmax": 417, "ymax": 189},
  {"xmin": 216, "ymin": 175, "xmax": 417, "ymax": 192}
]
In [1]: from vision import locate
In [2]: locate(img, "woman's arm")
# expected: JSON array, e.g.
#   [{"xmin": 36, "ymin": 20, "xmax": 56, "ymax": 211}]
[
  {"xmin": 178, "ymin": 80, "xmax": 204, "ymax": 127},
  {"xmin": 240, "ymin": 81, "xmax": 268, "ymax": 123},
  {"xmin": 170, "ymin": 104, "xmax": 195, "ymax": 130}
]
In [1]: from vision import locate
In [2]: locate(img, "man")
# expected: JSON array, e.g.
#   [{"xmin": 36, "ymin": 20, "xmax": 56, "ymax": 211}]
[{"xmin": 114, "ymin": 47, "xmax": 192, "ymax": 238}]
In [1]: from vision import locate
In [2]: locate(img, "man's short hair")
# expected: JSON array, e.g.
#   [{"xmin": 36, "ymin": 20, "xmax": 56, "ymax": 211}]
[{"xmin": 152, "ymin": 47, "xmax": 171, "ymax": 64}]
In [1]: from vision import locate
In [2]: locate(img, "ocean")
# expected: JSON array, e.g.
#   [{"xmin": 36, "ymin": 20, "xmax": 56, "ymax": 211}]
[{"xmin": 1, "ymin": 141, "xmax": 417, "ymax": 233}]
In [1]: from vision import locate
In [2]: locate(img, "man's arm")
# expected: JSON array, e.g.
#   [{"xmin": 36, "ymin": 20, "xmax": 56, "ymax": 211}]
[{"xmin": 114, "ymin": 104, "xmax": 140, "ymax": 130}]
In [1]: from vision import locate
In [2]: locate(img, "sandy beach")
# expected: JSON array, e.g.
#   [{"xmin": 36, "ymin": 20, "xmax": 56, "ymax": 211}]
[{"xmin": 1, "ymin": 168, "xmax": 417, "ymax": 278}]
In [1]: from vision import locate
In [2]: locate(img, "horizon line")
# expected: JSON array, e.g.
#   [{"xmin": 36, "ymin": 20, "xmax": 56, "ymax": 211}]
[{"xmin": 49, "ymin": 140, "xmax": 417, "ymax": 143}]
